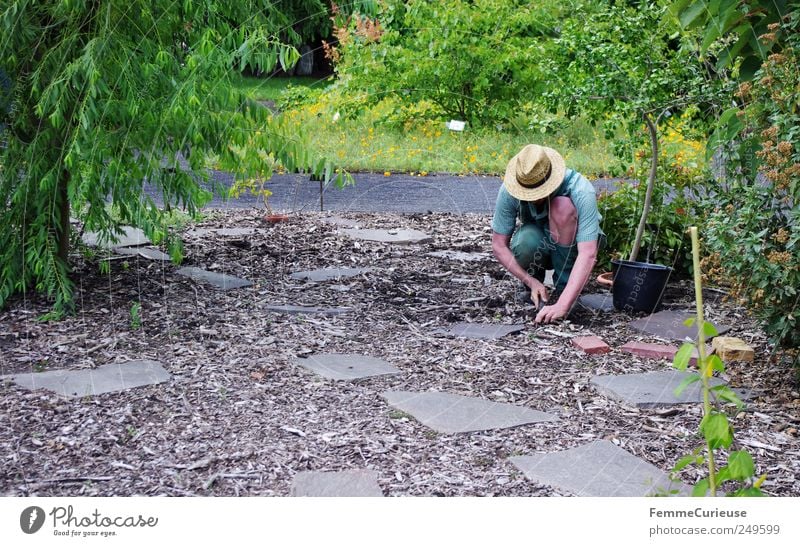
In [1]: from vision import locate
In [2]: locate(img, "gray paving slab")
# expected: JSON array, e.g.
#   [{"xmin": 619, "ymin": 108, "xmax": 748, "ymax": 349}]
[
  {"xmin": 82, "ymin": 226, "xmax": 150, "ymax": 249},
  {"xmin": 590, "ymin": 370, "xmax": 751, "ymax": 408},
  {"xmin": 339, "ymin": 227, "xmax": 432, "ymax": 244},
  {"xmin": 628, "ymin": 310, "xmax": 730, "ymax": 342},
  {"xmin": 188, "ymin": 227, "xmax": 259, "ymax": 237},
  {"xmin": 5, "ymin": 360, "xmax": 171, "ymax": 398},
  {"xmin": 427, "ymin": 250, "xmax": 490, "ymax": 262},
  {"xmin": 114, "ymin": 246, "xmax": 171, "ymax": 261},
  {"xmin": 289, "ymin": 267, "xmax": 370, "ymax": 282},
  {"xmin": 578, "ymin": 293, "xmax": 615, "ymax": 312},
  {"xmin": 265, "ymin": 304, "xmax": 352, "ymax": 316},
  {"xmin": 510, "ymin": 440, "xmax": 689, "ymax": 496},
  {"xmin": 291, "ymin": 470, "xmax": 383, "ymax": 497},
  {"xmin": 176, "ymin": 266, "xmax": 253, "ymax": 290},
  {"xmin": 382, "ymin": 390, "xmax": 556, "ymax": 434},
  {"xmin": 320, "ymin": 216, "xmax": 361, "ymax": 228},
  {"xmin": 294, "ymin": 354, "xmax": 401, "ymax": 380},
  {"xmin": 435, "ymin": 322, "xmax": 525, "ymax": 340}
]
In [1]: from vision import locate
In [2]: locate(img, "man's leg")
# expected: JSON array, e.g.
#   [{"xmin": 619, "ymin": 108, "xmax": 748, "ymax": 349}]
[
  {"xmin": 548, "ymin": 196, "xmax": 578, "ymax": 290},
  {"xmin": 511, "ymin": 223, "xmax": 551, "ymax": 283}
]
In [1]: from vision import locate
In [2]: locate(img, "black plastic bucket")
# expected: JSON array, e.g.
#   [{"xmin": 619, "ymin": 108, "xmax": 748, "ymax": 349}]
[{"xmin": 611, "ymin": 259, "xmax": 673, "ymax": 313}]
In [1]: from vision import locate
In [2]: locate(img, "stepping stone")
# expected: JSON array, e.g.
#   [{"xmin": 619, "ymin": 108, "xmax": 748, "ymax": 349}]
[
  {"xmin": 590, "ymin": 370, "xmax": 751, "ymax": 408},
  {"xmin": 320, "ymin": 216, "xmax": 361, "ymax": 228},
  {"xmin": 265, "ymin": 304, "xmax": 351, "ymax": 316},
  {"xmin": 82, "ymin": 226, "xmax": 150, "ymax": 249},
  {"xmin": 382, "ymin": 390, "xmax": 556, "ymax": 434},
  {"xmin": 628, "ymin": 310, "xmax": 729, "ymax": 342},
  {"xmin": 427, "ymin": 250, "xmax": 489, "ymax": 262},
  {"xmin": 294, "ymin": 354, "xmax": 400, "ymax": 381},
  {"xmin": 578, "ymin": 293, "xmax": 614, "ymax": 312},
  {"xmin": 435, "ymin": 322, "xmax": 525, "ymax": 340},
  {"xmin": 188, "ymin": 227, "xmax": 258, "ymax": 237},
  {"xmin": 4, "ymin": 360, "xmax": 170, "ymax": 398},
  {"xmin": 176, "ymin": 267, "xmax": 253, "ymax": 290},
  {"xmin": 339, "ymin": 227, "xmax": 432, "ymax": 245},
  {"xmin": 114, "ymin": 246, "xmax": 171, "ymax": 261},
  {"xmin": 510, "ymin": 440, "xmax": 688, "ymax": 496},
  {"xmin": 291, "ymin": 470, "xmax": 382, "ymax": 497},
  {"xmin": 290, "ymin": 267, "xmax": 370, "ymax": 282}
]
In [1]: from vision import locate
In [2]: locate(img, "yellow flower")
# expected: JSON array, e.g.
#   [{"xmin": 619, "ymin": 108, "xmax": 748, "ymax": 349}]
[{"xmin": 384, "ymin": 171, "xmax": 391, "ymax": 176}]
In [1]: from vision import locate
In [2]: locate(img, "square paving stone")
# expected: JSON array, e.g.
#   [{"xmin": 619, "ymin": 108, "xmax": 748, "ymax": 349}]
[
  {"xmin": 320, "ymin": 216, "xmax": 361, "ymax": 228},
  {"xmin": 382, "ymin": 391, "xmax": 556, "ymax": 434},
  {"xmin": 290, "ymin": 267, "xmax": 371, "ymax": 282},
  {"xmin": 265, "ymin": 304, "xmax": 352, "ymax": 316},
  {"xmin": 188, "ymin": 227, "xmax": 258, "ymax": 237},
  {"xmin": 510, "ymin": 440, "xmax": 688, "ymax": 496},
  {"xmin": 176, "ymin": 267, "xmax": 253, "ymax": 290},
  {"xmin": 578, "ymin": 293, "xmax": 615, "ymax": 312},
  {"xmin": 435, "ymin": 322, "xmax": 525, "ymax": 340},
  {"xmin": 294, "ymin": 354, "xmax": 401, "ymax": 381},
  {"xmin": 5, "ymin": 360, "xmax": 170, "ymax": 398},
  {"xmin": 291, "ymin": 470, "xmax": 382, "ymax": 497},
  {"xmin": 114, "ymin": 246, "xmax": 171, "ymax": 261},
  {"xmin": 590, "ymin": 370, "xmax": 751, "ymax": 408},
  {"xmin": 427, "ymin": 250, "xmax": 490, "ymax": 262},
  {"xmin": 339, "ymin": 227, "xmax": 432, "ymax": 244},
  {"xmin": 82, "ymin": 226, "xmax": 150, "ymax": 249},
  {"xmin": 628, "ymin": 310, "xmax": 730, "ymax": 342}
]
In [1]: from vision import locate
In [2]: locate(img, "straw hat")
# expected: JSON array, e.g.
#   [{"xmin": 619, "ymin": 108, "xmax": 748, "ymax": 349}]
[{"xmin": 503, "ymin": 144, "xmax": 566, "ymax": 202}]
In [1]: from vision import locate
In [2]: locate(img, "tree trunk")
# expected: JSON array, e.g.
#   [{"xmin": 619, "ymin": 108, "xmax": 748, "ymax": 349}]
[
  {"xmin": 57, "ymin": 168, "xmax": 71, "ymax": 264},
  {"xmin": 629, "ymin": 112, "xmax": 659, "ymax": 262}
]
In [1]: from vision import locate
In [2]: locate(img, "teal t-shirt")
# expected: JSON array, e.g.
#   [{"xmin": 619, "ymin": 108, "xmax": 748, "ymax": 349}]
[{"xmin": 491, "ymin": 169, "xmax": 602, "ymax": 243}]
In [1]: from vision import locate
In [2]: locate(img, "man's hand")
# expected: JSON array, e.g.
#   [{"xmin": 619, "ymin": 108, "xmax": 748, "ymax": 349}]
[
  {"xmin": 525, "ymin": 277, "xmax": 548, "ymax": 308},
  {"xmin": 535, "ymin": 301, "xmax": 570, "ymax": 324}
]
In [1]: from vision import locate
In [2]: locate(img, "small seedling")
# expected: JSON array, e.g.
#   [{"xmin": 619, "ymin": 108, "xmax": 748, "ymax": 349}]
[
  {"xmin": 129, "ymin": 302, "xmax": 142, "ymax": 330},
  {"xmin": 669, "ymin": 227, "xmax": 764, "ymax": 497},
  {"xmin": 388, "ymin": 410, "xmax": 411, "ymax": 420}
]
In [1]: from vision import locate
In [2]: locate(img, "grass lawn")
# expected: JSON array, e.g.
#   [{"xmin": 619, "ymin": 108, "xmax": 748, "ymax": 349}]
[
  {"xmin": 228, "ymin": 74, "xmax": 703, "ymax": 180},
  {"xmin": 229, "ymin": 73, "xmax": 328, "ymax": 102}
]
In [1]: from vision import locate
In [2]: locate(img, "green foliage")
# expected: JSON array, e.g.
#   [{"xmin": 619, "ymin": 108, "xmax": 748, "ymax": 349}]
[
  {"xmin": 669, "ymin": 0, "xmax": 790, "ymax": 79},
  {"xmin": 700, "ymin": 10, "xmax": 800, "ymax": 359},
  {"xmin": 330, "ymin": 0, "xmax": 562, "ymax": 127},
  {"xmin": 597, "ymin": 158, "xmax": 698, "ymax": 275},
  {"xmin": 0, "ymin": 1, "xmax": 344, "ymax": 314},
  {"xmin": 129, "ymin": 302, "xmax": 142, "ymax": 330},
  {"xmin": 543, "ymin": 1, "xmax": 728, "ymax": 262},
  {"xmin": 545, "ymin": 1, "xmax": 710, "ymax": 129},
  {"xmin": 669, "ymin": 227, "xmax": 764, "ymax": 497}
]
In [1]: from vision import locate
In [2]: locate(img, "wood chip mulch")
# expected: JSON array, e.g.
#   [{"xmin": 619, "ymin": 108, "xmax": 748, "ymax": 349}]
[{"xmin": 1, "ymin": 210, "xmax": 798, "ymax": 497}]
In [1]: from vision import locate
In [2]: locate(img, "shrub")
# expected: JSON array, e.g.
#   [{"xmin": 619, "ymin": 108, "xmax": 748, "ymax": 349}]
[
  {"xmin": 327, "ymin": 0, "xmax": 560, "ymax": 127},
  {"xmin": 701, "ymin": 13, "xmax": 800, "ymax": 362}
]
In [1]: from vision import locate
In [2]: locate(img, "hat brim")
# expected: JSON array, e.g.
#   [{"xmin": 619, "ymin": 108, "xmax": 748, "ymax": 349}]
[{"xmin": 503, "ymin": 146, "xmax": 566, "ymax": 202}]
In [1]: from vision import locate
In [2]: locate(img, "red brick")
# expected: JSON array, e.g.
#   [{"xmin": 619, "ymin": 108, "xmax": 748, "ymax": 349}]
[
  {"xmin": 572, "ymin": 336, "xmax": 611, "ymax": 355},
  {"xmin": 620, "ymin": 341, "xmax": 679, "ymax": 360}
]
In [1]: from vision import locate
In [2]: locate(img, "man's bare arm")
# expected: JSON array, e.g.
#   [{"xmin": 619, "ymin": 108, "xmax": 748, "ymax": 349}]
[
  {"xmin": 491, "ymin": 232, "xmax": 548, "ymax": 306},
  {"xmin": 534, "ymin": 239, "xmax": 598, "ymax": 323}
]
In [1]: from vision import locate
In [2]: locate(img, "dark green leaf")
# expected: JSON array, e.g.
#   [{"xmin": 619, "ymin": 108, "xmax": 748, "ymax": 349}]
[
  {"xmin": 727, "ymin": 451, "xmax": 755, "ymax": 480},
  {"xmin": 702, "ymin": 321, "xmax": 719, "ymax": 338},
  {"xmin": 701, "ymin": 413, "xmax": 733, "ymax": 449},
  {"xmin": 675, "ymin": 373, "xmax": 701, "ymax": 397},
  {"xmin": 692, "ymin": 478, "xmax": 710, "ymax": 497},
  {"xmin": 673, "ymin": 343, "xmax": 696, "ymax": 371}
]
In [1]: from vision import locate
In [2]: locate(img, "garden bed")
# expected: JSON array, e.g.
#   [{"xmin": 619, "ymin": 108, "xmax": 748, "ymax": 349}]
[{"xmin": 1, "ymin": 210, "xmax": 798, "ymax": 496}]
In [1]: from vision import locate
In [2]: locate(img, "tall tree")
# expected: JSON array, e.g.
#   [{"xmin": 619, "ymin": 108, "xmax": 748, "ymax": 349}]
[{"xmin": 1, "ymin": 1, "xmax": 340, "ymax": 315}]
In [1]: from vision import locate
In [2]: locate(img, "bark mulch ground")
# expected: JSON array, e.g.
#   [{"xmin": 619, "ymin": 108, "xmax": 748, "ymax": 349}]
[{"xmin": 1, "ymin": 210, "xmax": 798, "ymax": 497}]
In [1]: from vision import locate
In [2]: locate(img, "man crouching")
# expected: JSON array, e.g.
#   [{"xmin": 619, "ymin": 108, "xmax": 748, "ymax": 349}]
[{"xmin": 492, "ymin": 144, "xmax": 603, "ymax": 324}]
